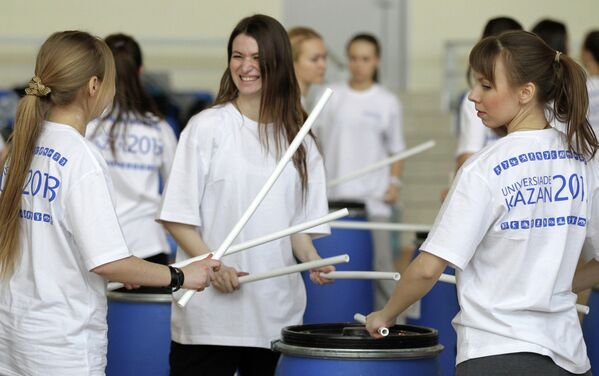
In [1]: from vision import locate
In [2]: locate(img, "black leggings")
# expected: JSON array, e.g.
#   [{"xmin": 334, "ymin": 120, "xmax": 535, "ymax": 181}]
[
  {"xmin": 169, "ymin": 342, "xmax": 280, "ymax": 376},
  {"xmin": 456, "ymin": 352, "xmax": 591, "ymax": 376}
]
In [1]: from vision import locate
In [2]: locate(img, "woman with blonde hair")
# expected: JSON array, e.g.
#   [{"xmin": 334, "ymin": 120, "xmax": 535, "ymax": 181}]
[
  {"xmin": 288, "ymin": 26, "xmax": 327, "ymax": 102},
  {"xmin": 0, "ymin": 31, "xmax": 218, "ymax": 375}
]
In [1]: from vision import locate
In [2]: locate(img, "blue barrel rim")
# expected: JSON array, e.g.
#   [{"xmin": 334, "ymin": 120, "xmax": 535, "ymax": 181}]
[{"xmin": 271, "ymin": 339, "xmax": 444, "ymax": 360}]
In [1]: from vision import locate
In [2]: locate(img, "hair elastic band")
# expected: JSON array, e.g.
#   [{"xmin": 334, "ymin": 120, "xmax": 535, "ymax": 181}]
[
  {"xmin": 25, "ymin": 76, "xmax": 51, "ymax": 97},
  {"xmin": 554, "ymin": 51, "xmax": 562, "ymax": 64}
]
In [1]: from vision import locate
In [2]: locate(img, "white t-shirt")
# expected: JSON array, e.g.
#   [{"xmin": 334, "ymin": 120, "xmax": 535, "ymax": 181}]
[
  {"xmin": 87, "ymin": 113, "xmax": 177, "ymax": 259},
  {"xmin": 158, "ymin": 103, "xmax": 330, "ymax": 348},
  {"xmin": 456, "ymin": 93, "xmax": 501, "ymax": 156},
  {"xmin": 0, "ymin": 121, "xmax": 130, "ymax": 376},
  {"xmin": 587, "ymin": 76, "xmax": 599, "ymax": 136},
  {"xmin": 422, "ymin": 128, "xmax": 599, "ymax": 374},
  {"xmin": 316, "ymin": 82, "xmax": 406, "ymax": 218}
]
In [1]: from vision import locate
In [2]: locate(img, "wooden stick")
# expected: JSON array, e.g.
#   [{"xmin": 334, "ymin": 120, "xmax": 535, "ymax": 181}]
[
  {"xmin": 177, "ymin": 88, "xmax": 334, "ymax": 307},
  {"xmin": 330, "ymin": 221, "xmax": 432, "ymax": 233},
  {"xmin": 320, "ymin": 271, "xmax": 400, "ymax": 281},
  {"xmin": 327, "ymin": 140, "xmax": 435, "ymax": 188},
  {"xmin": 172, "ymin": 209, "xmax": 349, "ymax": 269},
  {"xmin": 237, "ymin": 254, "xmax": 349, "ymax": 284},
  {"xmin": 354, "ymin": 313, "xmax": 389, "ymax": 336}
]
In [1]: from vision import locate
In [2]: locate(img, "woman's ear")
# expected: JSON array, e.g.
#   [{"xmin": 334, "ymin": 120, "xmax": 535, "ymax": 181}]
[
  {"xmin": 518, "ymin": 82, "xmax": 536, "ymax": 105},
  {"xmin": 87, "ymin": 76, "xmax": 100, "ymax": 97}
]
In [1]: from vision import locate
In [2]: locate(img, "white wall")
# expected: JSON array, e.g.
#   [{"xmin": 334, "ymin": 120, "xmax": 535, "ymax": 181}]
[
  {"xmin": 409, "ymin": 0, "xmax": 599, "ymax": 93},
  {"xmin": 283, "ymin": 0, "xmax": 408, "ymax": 92},
  {"xmin": 1, "ymin": 0, "xmax": 599, "ymax": 95},
  {"xmin": 0, "ymin": 0, "xmax": 281, "ymax": 92}
]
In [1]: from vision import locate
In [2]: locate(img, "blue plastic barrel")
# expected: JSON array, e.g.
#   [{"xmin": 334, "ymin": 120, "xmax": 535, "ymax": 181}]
[
  {"xmin": 106, "ymin": 289, "xmax": 172, "ymax": 376},
  {"xmin": 273, "ymin": 323, "xmax": 443, "ymax": 376},
  {"xmin": 583, "ymin": 288, "xmax": 599, "ymax": 370},
  {"xmin": 303, "ymin": 202, "xmax": 374, "ymax": 324},
  {"xmin": 407, "ymin": 259, "xmax": 459, "ymax": 376}
]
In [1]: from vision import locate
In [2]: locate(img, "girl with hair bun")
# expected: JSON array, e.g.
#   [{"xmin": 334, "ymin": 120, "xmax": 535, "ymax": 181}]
[
  {"xmin": 0, "ymin": 31, "xmax": 218, "ymax": 375},
  {"xmin": 366, "ymin": 30, "xmax": 598, "ymax": 375}
]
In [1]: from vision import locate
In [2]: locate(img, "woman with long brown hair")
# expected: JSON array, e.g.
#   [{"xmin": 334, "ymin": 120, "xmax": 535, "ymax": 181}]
[
  {"xmin": 87, "ymin": 33, "xmax": 177, "ymax": 265},
  {"xmin": 0, "ymin": 31, "xmax": 218, "ymax": 375},
  {"xmin": 366, "ymin": 30, "xmax": 599, "ymax": 375},
  {"xmin": 158, "ymin": 14, "xmax": 332, "ymax": 375}
]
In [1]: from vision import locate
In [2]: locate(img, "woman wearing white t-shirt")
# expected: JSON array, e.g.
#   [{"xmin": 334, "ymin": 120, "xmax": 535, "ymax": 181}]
[
  {"xmin": 0, "ymin": 31, "xmax": 218, "ymax": 376},
  {"xmin": 288, "ymin": 26, "xmax": 327, "ymax": 105},
  {"xmin": 87, "ymin": 33, "xmax": 177, "ymax": 264},
  {"xmin": 366, "ymin": 31, "xmax": 599, "ymax": 375},
  {"xmin": 158, "ymin": 15, "xmax": 332, "ymax": 375},
  {"xmin": 581, "ymin": 30, "xmax": 599, "ymax": 136},
  {"xmin": 316, "ymin": 33, "xmax": 405, "ymax": 310}
]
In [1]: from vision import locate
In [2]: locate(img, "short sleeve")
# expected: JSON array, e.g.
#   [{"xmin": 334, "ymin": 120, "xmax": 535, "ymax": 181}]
[
  {"xmin": 157, "ymin": 114, "xmax": 213, "ymax": 227},
  {"xmin": 293, "ymin": 138, "xmax": 331, "ymax": 238},
  {"xmin": 456, "ymin": 94, "xmax": 486, "ymax": 156},
  {"xmin": 64, "ymin": 171, "xmax": 130, "ymax": 270},
  {"xmin": 421, "ymin": 165, "xmax": 495, "ymax": 270},
  {"xmin": 158, "ymin": 120, "xmax": 178, "ymax": 180},
  {"xmin": 384, "ymin": 96, "xmax": 406, "ymax": 155}
]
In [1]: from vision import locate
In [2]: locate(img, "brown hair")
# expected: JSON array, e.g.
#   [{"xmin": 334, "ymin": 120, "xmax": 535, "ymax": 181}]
[
  {"xmin": 346, "ymin": 33, "xmax": 381, "ymax": 82},
  {"xmin": 288, "ymin": 27, "xmax": 322, "ymax": 62},
  {"xmin": 100, "ymin": 33, "xmax": 162, "ymax": 157},
  {"xmin": 0, "ymin": 31, "xmax": 115, "ymax": 278},
  {"xmin": 214, "ymin": 14, "xmax": 310, "ymax": 195},
  {"xmin": 469, "ymin": 30, "xmax": 598, "ymax": 158}
]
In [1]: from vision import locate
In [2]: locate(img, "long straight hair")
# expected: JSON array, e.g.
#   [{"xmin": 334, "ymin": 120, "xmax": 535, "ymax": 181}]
[
  {"xmin": 469, "ymin": 30, "xmax": 598, "ymax": 158},
  {"xmin": 100, "ymin": 33, "xmax": 162, "ymax": 157},
  {"xmin": 0, "ymin": 31, "xmax": 115, "ymax": 278},
  {"xmin": 213, "ymin": 14, "xmax": 310, "ymax": 194}
]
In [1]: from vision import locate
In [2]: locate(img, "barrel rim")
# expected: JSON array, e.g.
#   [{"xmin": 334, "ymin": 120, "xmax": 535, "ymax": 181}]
[
  {"xmin": 279, "ymin": 323, "xmax": 439, "ymax": 350},
  {"xmin": 107, "ymin": 291, "xmax": 172, "ymax": 303},
  {"xmin": 271, "ymin": 340, "xmax": 444, "ymax": 359}
]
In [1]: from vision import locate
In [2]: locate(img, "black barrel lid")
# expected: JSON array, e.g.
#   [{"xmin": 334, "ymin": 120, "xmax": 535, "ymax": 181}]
[
  {"xmin": 328, "ymin": 200, "xmax": 367, "ymax": 217},
  {"xmin": 280, "ymin": 323, "xmax": 438, "ymax": 350}
]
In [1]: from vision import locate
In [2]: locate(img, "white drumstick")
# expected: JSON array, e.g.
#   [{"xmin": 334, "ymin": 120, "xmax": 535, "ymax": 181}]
[
  {"xmin": 109, "ymin": 209, "xmax": 348, "ymax": 293},
  {"xmin": 177, "ymin": 88, "xmax": 334, "ymax": 307},
  {"xmin": 107, "ymin": 282, "xmax": 123, "ymax": 291},
  {"xmin": 320, "ymin": 271, "xmax": 401, "ymax": 281},
  {"xmin": 327, "ymin": 140, "xmax": 436, "ymax": 188},
  {"xmin": 330, "ymin": 221, "xmax": 432, "ymax": 233},
  {"xmin": 436, "ymin": 273, "xmax": 589, "ymax": 315},
  {"xmin": 238, "ymin": 254, "xmax": 349, "ymax": 284},
  {"xmin": 354, "ymin": 313, "xmax": 389, "ymax": 336},
  {"xmin": 172, "ymin": 209, "xmax": 349, "ymax": 269}
]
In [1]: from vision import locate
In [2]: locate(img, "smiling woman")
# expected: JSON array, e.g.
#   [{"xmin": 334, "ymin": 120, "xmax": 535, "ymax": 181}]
[{"xmin": 157, "ymin": 14, "xmax": 333, "ymax": 376}]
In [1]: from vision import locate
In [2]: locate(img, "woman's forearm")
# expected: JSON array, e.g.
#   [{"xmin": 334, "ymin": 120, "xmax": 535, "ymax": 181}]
[
  {"xmin": 381, "ymin": 251, "xmax": 447, "ymax": 319},
  {"xmin": 161, "ymin": 221, "xmax": 211, "ymax": 258},
  {"xmin": 573, "ymin": 259, "xmax": 599, "ymax": 293}
]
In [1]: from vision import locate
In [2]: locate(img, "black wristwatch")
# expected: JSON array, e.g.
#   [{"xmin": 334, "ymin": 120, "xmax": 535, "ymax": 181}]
[{"xmin": 168, "ymin": 266, "xmax": 185, "ymax": 292}]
